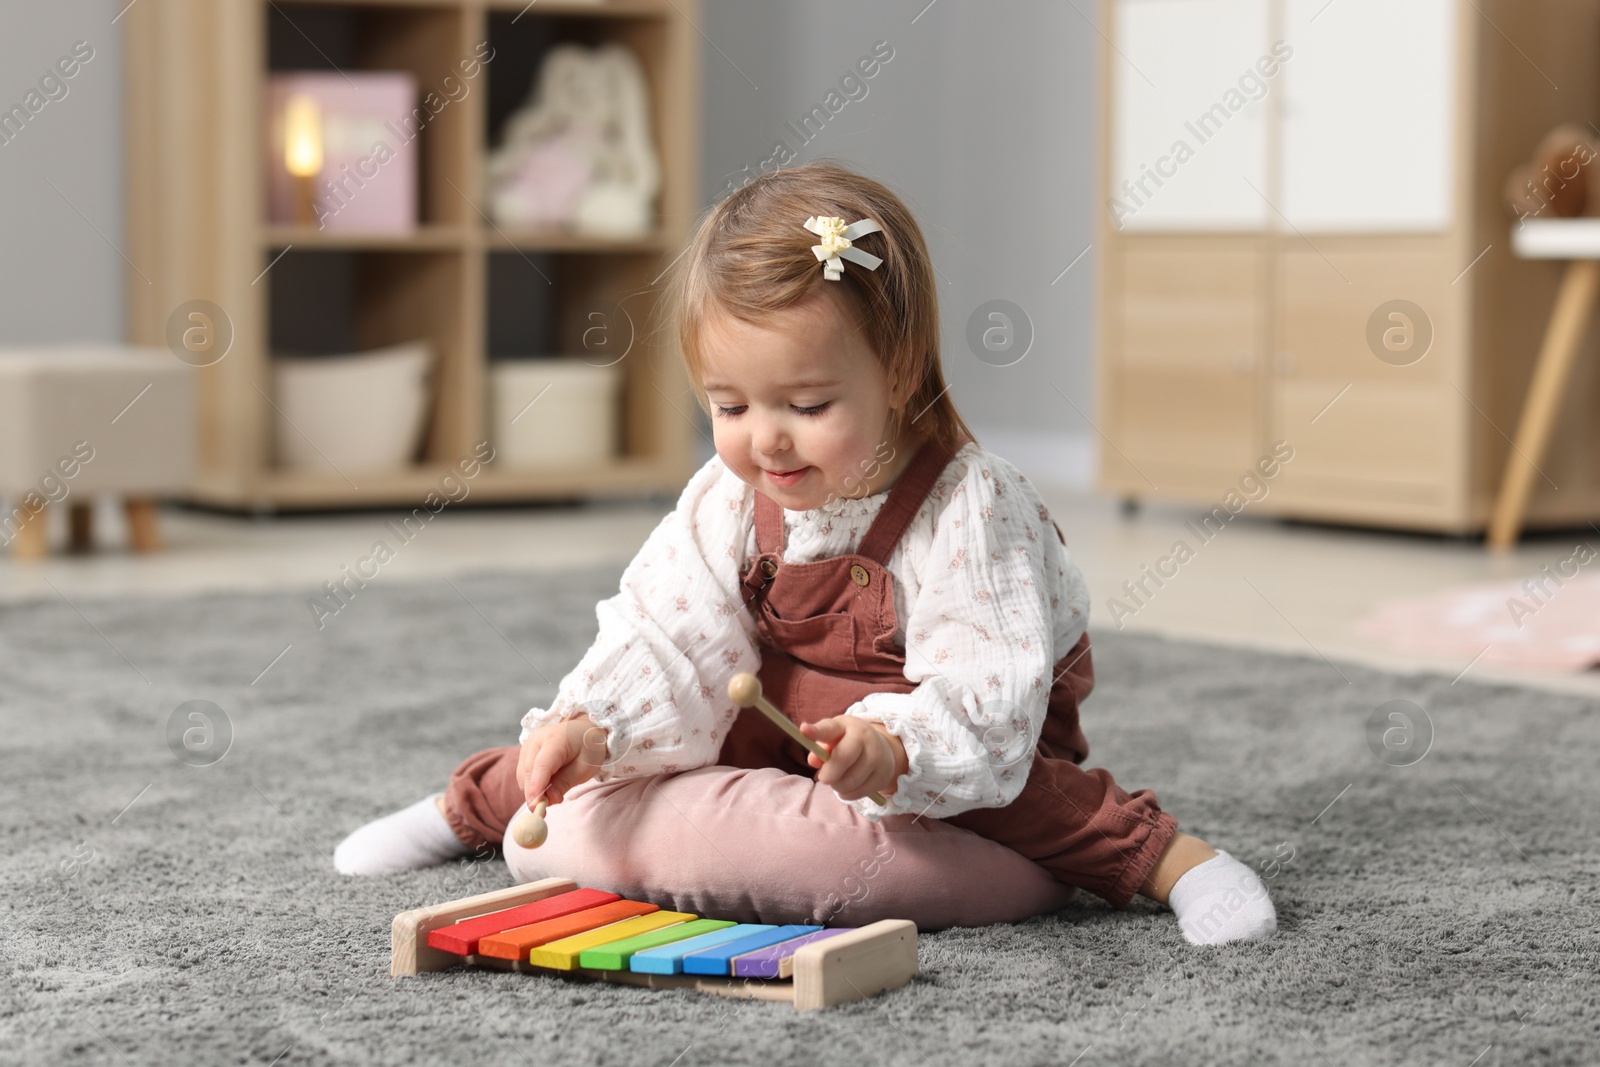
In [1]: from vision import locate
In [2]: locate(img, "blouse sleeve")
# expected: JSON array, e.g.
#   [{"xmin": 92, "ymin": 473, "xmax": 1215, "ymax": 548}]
[
  {"xmin": 517, "ymin": 457, "xmax": 759, "ymax": 779},
  {"xmin": 844, "ymin": 453, "xmax": 1088, "ymax": 820}
]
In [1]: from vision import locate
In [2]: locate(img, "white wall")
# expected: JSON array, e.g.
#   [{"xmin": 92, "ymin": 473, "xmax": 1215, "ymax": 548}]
[
  {"xmin": 0, "ymin": 0, "xmax": 1100, "ymax": 489},
  {"xmin": 700, "ymin": 0, "xmax": 1100, "ymax": 488}
]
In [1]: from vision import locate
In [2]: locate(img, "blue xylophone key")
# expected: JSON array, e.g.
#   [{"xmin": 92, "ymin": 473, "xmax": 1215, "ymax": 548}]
[
  {"xmin": 629, "ymin": 924, "xmax": 776, "ymax": 975},
  {"xmin": 681, "ymin": 925, "xmax": 822, "ymax": 976}
]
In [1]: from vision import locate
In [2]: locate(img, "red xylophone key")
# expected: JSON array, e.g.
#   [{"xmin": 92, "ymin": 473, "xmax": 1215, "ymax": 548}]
[{"xmin": 427, "ymin": 888, "xmax": 621, "ymax": 956}]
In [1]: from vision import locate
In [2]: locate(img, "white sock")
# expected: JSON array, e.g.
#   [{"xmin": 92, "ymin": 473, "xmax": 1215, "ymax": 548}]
[
  {"xmin": 333, "ymin": 793, "xmax": 472, "ymax": 876},
  {"xmin": 1167, "ymin": 850, "xmax": 1277, "ymax": 945}
]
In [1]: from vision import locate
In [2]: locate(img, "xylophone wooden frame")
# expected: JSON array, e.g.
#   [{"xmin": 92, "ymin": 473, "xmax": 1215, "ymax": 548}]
[{"xmin": 391, "ymin": 877, "xmax": 919, "ymax": 1012}]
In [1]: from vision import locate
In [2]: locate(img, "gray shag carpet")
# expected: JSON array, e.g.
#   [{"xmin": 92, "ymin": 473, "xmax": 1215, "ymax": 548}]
[{"xmin": 3, "ymin": 566, "xmax": 1597, "ymax": 1067}]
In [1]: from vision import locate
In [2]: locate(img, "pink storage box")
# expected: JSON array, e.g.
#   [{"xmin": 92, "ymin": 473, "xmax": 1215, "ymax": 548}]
[{"xmin": 266, "ymin": 72, "xmax": 418, "ymax": 232}]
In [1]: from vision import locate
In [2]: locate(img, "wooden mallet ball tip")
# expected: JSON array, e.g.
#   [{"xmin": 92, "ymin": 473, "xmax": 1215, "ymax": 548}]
[{"xmin": 510, "ymin": 799, "xmax": 548, "ymax": 849}]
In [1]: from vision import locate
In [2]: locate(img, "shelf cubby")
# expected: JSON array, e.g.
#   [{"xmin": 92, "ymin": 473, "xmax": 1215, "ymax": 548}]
[
  {"xmin": 265, "ymin": 247, "xmax": 472, "ymax": 468},
  {"xmin": 267, "ymin": 1, "xmax": 478, "ymax": 229}
]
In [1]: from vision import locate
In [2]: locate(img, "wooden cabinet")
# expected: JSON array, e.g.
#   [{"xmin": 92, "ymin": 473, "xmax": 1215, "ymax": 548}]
[
  {"xmin": 1271, "ymin": 242, "xmax": 1460, "ymax": 517},
  {"xmin": 1098, "ymin": 0, "xmax": 1600, "ymax": 534},
  {"xmin": 122, "ymin": 0, "xmax": 700, "ymax": 511},
  {"xmin": 1105, "ymin": 239, "xmax": 1264, "ymax": 491}
]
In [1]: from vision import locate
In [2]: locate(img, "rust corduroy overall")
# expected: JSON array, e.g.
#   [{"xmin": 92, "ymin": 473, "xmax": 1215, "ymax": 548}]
[{"xmin": 445, "ymin": 442, "xmax": 1177, "ymax": 907}]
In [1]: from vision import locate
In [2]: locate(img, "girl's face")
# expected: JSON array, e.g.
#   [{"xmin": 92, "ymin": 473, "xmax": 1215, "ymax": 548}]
[{"xmin": 698, "ymin": 285, "xmax": 911, "ymax": 511}]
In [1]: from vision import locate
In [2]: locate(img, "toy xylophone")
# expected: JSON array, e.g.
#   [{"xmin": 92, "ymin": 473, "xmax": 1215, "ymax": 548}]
[{"xmin": 391, "ymin": 876, "xmax": 918, "ymax": 1011}]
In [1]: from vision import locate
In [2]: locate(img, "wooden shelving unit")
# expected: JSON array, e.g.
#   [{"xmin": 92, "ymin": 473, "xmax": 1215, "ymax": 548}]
[{"xmin": 122, "ymin": 0, "xmax": 699, "ymax": 512}]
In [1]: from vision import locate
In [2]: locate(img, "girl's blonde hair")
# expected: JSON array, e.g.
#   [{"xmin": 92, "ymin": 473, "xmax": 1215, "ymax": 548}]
[{"xmin": 661, "ymin": 160, "xmax": 973, "ymax": 452}]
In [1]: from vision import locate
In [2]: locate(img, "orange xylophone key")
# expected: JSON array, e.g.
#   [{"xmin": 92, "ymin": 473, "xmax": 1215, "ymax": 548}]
[{"xmin": 476, "ymin": 899, "xmax": 660, "ymax": 961}]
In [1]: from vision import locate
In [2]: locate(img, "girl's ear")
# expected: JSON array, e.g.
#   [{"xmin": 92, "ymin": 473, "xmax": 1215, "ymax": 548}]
[{"xmin": 887, "ymin": 364, "xmax": 918, "ymax": 410}]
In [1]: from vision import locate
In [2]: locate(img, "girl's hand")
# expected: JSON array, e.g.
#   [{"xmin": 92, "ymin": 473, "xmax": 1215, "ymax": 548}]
[
  {"xmin": 799, "ymin": 716, "xmax": 909, "ymax": 803},
  {"xmin": 515, "ymin": 712, "xmax": 610, "ymax": 808}
]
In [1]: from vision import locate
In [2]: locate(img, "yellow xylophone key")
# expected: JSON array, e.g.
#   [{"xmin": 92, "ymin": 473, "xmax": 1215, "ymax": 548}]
[{"xmin": 527, "ymin": 912, "xmax": 697, "ymax": 971}]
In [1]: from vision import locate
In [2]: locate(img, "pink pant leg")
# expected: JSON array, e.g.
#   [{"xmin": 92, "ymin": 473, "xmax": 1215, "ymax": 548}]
[{"xmin": 502, "ymin": 765, "xmax": 1074, "ymax": 931}]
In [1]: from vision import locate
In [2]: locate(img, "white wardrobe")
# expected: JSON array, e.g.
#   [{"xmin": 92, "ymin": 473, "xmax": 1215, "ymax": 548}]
[{"xmin": 1096, "ymin": 0, "xmax": 1600, "ymax": 533}]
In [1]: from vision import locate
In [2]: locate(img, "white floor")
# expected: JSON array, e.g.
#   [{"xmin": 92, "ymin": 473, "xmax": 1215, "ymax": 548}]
[{"xmin": 4, "ymin": 487, "xmax": 1598, "ymax": 699}]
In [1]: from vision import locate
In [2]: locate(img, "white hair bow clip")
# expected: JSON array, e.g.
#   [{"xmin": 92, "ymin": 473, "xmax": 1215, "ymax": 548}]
[{"xmin": 803, "ymin": 215, "xmax": 884, "ymax": 280}]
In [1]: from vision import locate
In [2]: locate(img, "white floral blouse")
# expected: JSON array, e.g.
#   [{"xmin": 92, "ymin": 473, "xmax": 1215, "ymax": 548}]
[{"xmin": 519, "ymin": 443, "xmax": 1092, "ymax": 821}]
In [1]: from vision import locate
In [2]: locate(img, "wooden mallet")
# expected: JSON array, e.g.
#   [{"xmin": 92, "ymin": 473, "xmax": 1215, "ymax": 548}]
[
  {"xmin": 509, "ymin": 799, "xmax": 548, "ymax": 849},
  {"xmin": 727, "ymin": 672, "xmax": 887, "ymax": 806}
]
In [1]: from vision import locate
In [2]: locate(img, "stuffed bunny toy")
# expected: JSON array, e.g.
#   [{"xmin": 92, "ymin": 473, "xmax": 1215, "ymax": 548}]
[{"xmin": 487, "ymin": 44, "xmax": 660, "ymax": 236}]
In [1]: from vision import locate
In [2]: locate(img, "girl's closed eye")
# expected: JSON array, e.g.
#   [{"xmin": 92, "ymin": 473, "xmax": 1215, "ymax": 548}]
[
  {"xmin": 791, "ymin": 402, "xmax": 832, "ymax": 416},
  {"xmin": 713, "ymin": 404, "xmax": 747, "ymax": 418},
  {"xmin": 716, "ymin": 403, "xmax": 832, "ymax": 419}
]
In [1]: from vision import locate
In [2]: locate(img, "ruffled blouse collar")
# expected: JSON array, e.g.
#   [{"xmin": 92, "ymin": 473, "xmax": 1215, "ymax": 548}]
[
  {"xmin": 781, "ymin": 486, "xmax": 890, "ymax": 529},
  {"xmin": 773, "ymin": 442, "xmax": 976, "ymax": 533},
  {"xmin": 774, "ymin": 441, "xmax": 972, "ymax": 524}
]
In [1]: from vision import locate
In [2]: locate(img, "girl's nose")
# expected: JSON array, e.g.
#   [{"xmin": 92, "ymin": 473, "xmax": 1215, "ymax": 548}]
[{"xmin": 751, "ymin": 416, "xmax": 790, "ymax": 457}]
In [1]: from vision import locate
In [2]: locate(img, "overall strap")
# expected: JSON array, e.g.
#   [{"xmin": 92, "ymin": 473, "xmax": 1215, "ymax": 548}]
[
  {"xmin": 855, "ymin": 439, "xmax": 961, "ymax": 565},
  {"xmin": 753, "ymin": 489, "xmax": 786, "ymax": 556}
]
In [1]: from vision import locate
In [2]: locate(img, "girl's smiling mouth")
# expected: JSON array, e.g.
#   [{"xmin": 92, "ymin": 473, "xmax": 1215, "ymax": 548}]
[{"xmin": 764, "ymin": 463, "xmax": 812, "ymax": 486}]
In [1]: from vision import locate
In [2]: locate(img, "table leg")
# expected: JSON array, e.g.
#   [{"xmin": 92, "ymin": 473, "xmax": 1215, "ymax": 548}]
[
  {"xmin": 124, "ymin": 498, "xmax": 162, "ymax": 553},
  {"xmin": 1487, "ymin": 258, "xmax": 1600, "ymax": 550},
  {"xmin": 10, "ymin": 503, "xmax": 50, "ymax": 560}
]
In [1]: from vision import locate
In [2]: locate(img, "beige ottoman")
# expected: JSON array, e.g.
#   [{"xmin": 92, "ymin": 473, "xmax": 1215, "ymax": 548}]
[{"xmin": 0, "ymin": 346, "xmax": 194, "ymax": 559}]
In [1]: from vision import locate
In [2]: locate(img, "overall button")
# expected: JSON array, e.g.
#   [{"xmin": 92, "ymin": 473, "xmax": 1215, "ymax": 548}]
[
  {"xmin": 849, "ymin": 564, "xmax": 870, "ymax": 587},
  {"xmin": 760, "ymin": 559, "xmax": 778, "ymax": 578}
]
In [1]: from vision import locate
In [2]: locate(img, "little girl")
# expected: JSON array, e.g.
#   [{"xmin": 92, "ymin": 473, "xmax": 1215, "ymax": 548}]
[{"xmin": 336, "ymin": 161, "xmax": 1276, "ymax": 946}]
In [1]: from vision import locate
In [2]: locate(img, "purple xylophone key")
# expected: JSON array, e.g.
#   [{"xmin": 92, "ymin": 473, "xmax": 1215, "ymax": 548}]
[{"xmin": 731, "ymin": 928, "xmax": 855, "ymax": 979}]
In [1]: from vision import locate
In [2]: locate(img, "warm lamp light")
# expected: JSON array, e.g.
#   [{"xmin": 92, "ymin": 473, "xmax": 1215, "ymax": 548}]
[
  {"xmin": 284, "ymin": 94, "xmax": 323, "ymax": 176},
  {"xmin": 268, "ymin": 72, "xmax": 417, "ymax": 232},
  {"xmin": 284, "ymin": 93, "xmax": 323, "ymax": 224}
]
